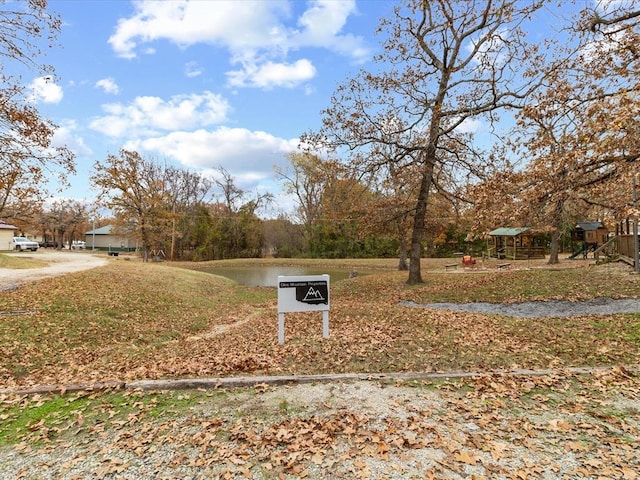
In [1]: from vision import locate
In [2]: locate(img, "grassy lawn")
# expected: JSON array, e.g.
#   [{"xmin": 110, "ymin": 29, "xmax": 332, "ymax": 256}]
[
  {"xmin": 1, "ymin": 256, "xmax": 639, "ymax": 478},
  {"xmin": 0, "ymin": 256, "xmax": 638, "ymax": 389}
]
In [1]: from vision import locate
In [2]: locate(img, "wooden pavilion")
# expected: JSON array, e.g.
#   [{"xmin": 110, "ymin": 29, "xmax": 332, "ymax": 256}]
[{"xmin": 487, "ymin": 227, "xmax": 546, "ymax": 260}]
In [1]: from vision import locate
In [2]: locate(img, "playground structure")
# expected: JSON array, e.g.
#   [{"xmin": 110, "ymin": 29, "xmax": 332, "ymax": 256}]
[
  {"xmin": 590, "ymin": 220, "xmax": 639, "ymax": 267},
  {"xmin": 483, "ymin": 220, "xmax": 637, "ymax": 269},
  {"xmin": 567, "ymin": 220, "xmax": 638, "ymax": 268},
  {"xmin": 568, "ymin": 221, "xmax": 609, "ymax": 259}
]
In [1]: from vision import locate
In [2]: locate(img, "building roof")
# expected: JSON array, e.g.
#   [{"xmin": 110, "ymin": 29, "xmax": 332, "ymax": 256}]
[
  {"xmin": 488, "ymin": 227, "xmax": 530, "ymax": 237},
  {"xmin": 575, "ymin": 221, "xmax": 606, "ymax": 231},
  {"xmin": 85, "ymin": 225, "xmax": 114, "ymax": 235},
  {"xmin": 0, "ymin": 223, "xmax": 18, "ymax": 230}
]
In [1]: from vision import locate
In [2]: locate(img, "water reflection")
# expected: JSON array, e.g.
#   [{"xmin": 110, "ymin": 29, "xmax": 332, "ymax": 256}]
[{"xmin": 197, "ymin": 266, "xmax": 355, "ymax": 287}]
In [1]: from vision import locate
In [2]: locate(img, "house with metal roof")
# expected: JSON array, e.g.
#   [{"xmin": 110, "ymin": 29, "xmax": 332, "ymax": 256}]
[
  {"xmin": 84, "ymin": 225, "xmax": 136, "ymax": 252},
  {"xmin": 487, "ymin": 227, "xmax": 547, "ymax": 260}
]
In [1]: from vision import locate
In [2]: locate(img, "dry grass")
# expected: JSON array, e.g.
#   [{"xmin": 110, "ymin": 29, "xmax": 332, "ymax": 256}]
[
  {"xmin": 0, "ymin": 253, "xmax": 47, "ymax": 269},
  {"xmin": 0, "ymin": 257, "xmax": 638, "ymax": 390}
]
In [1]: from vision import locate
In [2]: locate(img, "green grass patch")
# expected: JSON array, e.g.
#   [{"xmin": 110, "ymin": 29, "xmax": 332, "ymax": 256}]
[
  {"xmin": 0, "ymin": 262, "xmax": 270, "ymax": 379},
  {"xmin": 0, "ymin": 389, "xmax": 225, "ymax": 446},
  {"xmin": 406, "ymin": 268, "xmax": 640, "ymax": 303},
  {"xmin": 0, "ymin": 253, "xmax": 48, "ymax": 269},
  {"xmin": 623, "ymin": 321, "xmax": 640, "ymax": 344}
]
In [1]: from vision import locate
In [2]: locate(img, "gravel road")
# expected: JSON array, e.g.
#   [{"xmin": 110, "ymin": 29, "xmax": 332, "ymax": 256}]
[
  {"xmin": 1, "ymin": 370, "xmax": 638, "ymax": 479},
  {"xmin": 0, "ymin": 251, "xmax": 108, "ymax": 292}
]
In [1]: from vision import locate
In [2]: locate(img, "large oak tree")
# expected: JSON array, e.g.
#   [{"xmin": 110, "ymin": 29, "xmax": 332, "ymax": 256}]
[
  {"xmin": 305, "ymin": 0, "xmax": 549, "ymax": 284},
  {"xmin": 92, "ymin": 150, "xmax": 213, "ymax": 261},
  {"xmin": 471, "ymin": 2, "xmax": 640, "ymax": 264}
]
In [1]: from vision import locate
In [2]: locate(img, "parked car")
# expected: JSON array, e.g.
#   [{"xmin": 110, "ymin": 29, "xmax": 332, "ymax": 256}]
[
  {"xmin": 12, "ymin": 236, "xmax": 39, "ymax": 251},
  {"xmin": 71, "ymin": 240, "xmax": 86, "ymax": 250},
  {"xmin": 39, "ymin": 240, "xmax": 58, "ymax": 248}
]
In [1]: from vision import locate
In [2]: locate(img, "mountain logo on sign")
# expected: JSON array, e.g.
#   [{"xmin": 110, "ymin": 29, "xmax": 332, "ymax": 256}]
[
  {"xmin": 295, "ymin": 283, "xmax": 328, "ymax": 305},
  {"xmin": 303, "ymin": 287, "xmax": 325, "ymax": 302}
]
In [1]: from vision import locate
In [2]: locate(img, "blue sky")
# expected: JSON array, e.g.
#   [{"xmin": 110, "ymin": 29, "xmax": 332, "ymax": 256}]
[
  {"xmin": 28, "ymin": 0, "xmax": 600, "ymax": 217},
  {"xmin": 31, "ymin": 0, "xmax": 395, "ymax": 216}
]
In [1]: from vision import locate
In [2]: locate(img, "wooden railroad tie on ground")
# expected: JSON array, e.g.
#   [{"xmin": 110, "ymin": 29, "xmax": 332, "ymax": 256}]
[
  {"xmin": 497, "ymin": 263, "xmax": 511, "ymax": 269},
  {"xmin": 445, "ymin": 263, "xmax": 458, "ymax": 271}
]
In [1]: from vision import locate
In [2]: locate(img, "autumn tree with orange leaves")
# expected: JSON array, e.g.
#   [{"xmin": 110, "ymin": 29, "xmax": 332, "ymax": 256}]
[
  {"xmin": 304, "ymin": 0, "xmax": 551, "ymax": 284},
  {"xmin": 471, "ymin": 3, "xmax": 640, "ymax": 264},
  {"xmin": 356, "ymin": 142, "xmax": 418, "ymax": 270},
  {"xmin": 0, "ymin": 0, "xmax": 74, "ymax": 219},
  {"xmin": 277, "ymin": 152, "xmax": 381, "ymax": 258},
  {"xmin": 92, "ymin": 150, "xmax": 213, "ymax": 262}
]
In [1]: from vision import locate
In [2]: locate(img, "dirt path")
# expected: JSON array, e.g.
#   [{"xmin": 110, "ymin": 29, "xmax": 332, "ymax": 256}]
[{"xmin": 0, "ymin": 251, "xmax": 108, "ymax": 291}]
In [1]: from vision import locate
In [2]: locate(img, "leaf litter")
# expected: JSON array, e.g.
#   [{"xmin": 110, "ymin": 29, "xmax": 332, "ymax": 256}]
[
  {"xmin": 0, "ymin": 257, "xmax": 639, "ymax": 478},
  {"xmin": 0, "ymin": 368, "xmax": 638, "ymax": 479}
]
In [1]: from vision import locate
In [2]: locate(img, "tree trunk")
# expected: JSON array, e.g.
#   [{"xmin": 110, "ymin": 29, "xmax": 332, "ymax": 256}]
[
  {"xmin": 547, "ymin": 229, "xmax": 561, "ymax": 264},
  {"xmin": 140, "ymin": 223, "xmax": 150, "ymax": 263},
  {"xmin": 407, "ymin": 165, "xmax": 434, "ymax": 284},
  {"xmin": 398, "ymin": 231, "xmax": 409, "ymax": 271},
  {"xmin": 547, "ymin": 198, "xmax": 564, "ymax": 265}
]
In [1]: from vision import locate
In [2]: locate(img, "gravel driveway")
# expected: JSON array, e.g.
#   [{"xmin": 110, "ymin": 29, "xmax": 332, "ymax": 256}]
[
  {"xmin": 1, "ymin": 370, "xmax": 638, "ymax": 479},
  {"xmin": 0, "ymin": 251, "xmax": 108, "ymax": 292}
]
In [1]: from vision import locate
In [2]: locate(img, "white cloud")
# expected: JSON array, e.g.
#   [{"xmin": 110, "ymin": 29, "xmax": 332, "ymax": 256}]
[
  {"xmin": 108, "ymin": 0, "xmax": 369, "ymax": 89},
  {"xmin": 108, "ymin": 1, "xmax": 291, "ymax": 57},
  {"xmin": 227, "ymin": 58, "xmax": 316, "ymax": 89},
  {"xmin": 89, "ymin": 91, "xmax": 231, "ymax": 137},
  {"xmin": 125, "ymin": 127, "xmax": 299, "ymax": 188},
  {"xmin": 467, "ymin": 28, "xmax": 510, "ymax": 69},
  {"xmin": 184, "ymin": 61, "xmax": 203, "ymax": 78},
  {"xmin": 578, "ymin": 21, "xmax": 626, "ymax": 63},
  {"xmin": 52, "ymin": 120, "xmax": 93, "ymax": 157},
  {"xmin": 456, "ymin": 117, "xmax": 482, "ymax": 134},
  {"xmin": 28, "ymin": 77, "xmax": 63, "ymax": 104},
  {"xmin": 596, "ymin": 0, "xmax": 630, "ymax": 14},
  {"xmin": 95, "ymin": 78, "xmax": 120, "ymax": 95},
  {"xmin": 292, "ymin": 0, "xmax": 368, "ymax": 61}
]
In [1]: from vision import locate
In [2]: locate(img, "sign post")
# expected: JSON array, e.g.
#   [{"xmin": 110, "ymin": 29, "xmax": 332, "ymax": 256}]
[{"xmin": 277, "ymin": 274, "xmax": 330, "ymax": 344}]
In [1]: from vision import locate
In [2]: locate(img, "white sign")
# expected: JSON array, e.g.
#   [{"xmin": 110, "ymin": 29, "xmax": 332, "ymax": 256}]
[{"xmin": 277, "ymin": 275, "xmax": 330, "ymax": 344}]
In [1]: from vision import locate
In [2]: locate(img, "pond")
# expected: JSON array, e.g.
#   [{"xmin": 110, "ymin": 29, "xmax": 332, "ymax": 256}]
[{"xmin": 196, "ymin": 266, "xmax": 362, "ymax": 287}]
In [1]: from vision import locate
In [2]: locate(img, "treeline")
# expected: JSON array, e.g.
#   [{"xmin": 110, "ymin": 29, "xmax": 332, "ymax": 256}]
[
  {"xmin": 17, "ymin": 148, "xmax": 476, "ymax": 262},
  {"xmin": 88, "ymin": 149, "xmax": 477, "ymax": 262}
]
